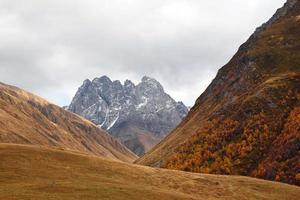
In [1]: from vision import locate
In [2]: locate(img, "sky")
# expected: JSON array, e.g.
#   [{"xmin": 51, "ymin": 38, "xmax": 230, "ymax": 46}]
[{"xmin": 0, "ymin": 0, "xmax": 286, "ymax": 107}]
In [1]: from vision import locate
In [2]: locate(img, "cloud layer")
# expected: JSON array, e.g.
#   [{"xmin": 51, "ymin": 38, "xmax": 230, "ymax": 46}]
[{"xmin": 0, "ymin": 0, "xmax": 286, "ymax": 106}]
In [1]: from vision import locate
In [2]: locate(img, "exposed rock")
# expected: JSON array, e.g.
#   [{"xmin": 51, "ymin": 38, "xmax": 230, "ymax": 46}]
[{"xmin": 68, "ymin": 76, "xmax": 188, "ymax": 155}]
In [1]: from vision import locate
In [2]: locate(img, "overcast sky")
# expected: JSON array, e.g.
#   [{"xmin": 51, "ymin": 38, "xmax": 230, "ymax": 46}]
[{"xmin": 0, "ymin": 0, "xmax": 286, "ymax": 106}]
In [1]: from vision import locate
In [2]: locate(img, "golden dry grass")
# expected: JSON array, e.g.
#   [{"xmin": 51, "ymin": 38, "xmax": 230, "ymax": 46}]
[
  {"xmin": 0, "ymin": 144, "xmax": 299, "ymax": 200},
  {"xmin": 0, "ymin": 82, "xmax": 137, "ymax": 162}
]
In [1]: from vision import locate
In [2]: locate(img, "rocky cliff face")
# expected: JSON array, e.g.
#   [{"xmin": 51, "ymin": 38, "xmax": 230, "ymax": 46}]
[
  {"xmin": 68, "ymin": 76, "xmax": 188, "ymax": 155},
  {"xmin": 137, "ymin": 0, "xmax": 300, "ymax": 186}
]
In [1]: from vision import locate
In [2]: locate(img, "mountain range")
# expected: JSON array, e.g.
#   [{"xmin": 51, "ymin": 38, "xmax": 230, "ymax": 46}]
[
  {"xmin": 0, "ymin": 0, "xmax": 299, "ymax": 199},
  {"xmin": 137, "ymin": 0, "xmax": 300, "ymax": 186},
  {"xmin": 67, "ymin": 76, "xmax": 188, "ymax": 155}
]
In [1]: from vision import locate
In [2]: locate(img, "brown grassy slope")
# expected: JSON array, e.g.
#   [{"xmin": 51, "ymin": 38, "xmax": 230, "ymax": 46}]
[
  {"xmin": 0, "ymin": 82, "xmax": 137, "ymax": 162},
  {"xmin": 137, "ymin": 0, "xmax": 300, "ymax": 185},
  {"xmin": 0, "ymin": 144, "xmax": 299, "ymax": 200}
]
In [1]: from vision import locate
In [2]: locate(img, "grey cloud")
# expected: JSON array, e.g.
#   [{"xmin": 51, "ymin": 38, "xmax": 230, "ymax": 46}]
[{"xmin": 0, "ymin": 0, "xmax": 286, "ymax": 106}]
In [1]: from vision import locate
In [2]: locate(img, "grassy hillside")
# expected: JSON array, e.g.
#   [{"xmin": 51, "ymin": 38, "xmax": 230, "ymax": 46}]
[
  {"xmin": 137, "ymin": 0, "xmax": 300, "ymax": 185},
  {"xmin": 0, "ymin": 82, "xmax": 137, "ymax": 162},
  {"xmin": 0, "ymin": 144, "xmax": 299, "ymax": 200}
]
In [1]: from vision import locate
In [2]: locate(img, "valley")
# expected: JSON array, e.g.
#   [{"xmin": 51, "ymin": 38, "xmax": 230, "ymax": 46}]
[
  {"xmin": 1, "ymin": 144, "xmax": 299, "ymax": 200},
  {"xmin": 0, "ymin": 0, "xmax": 299, "ymax": 199}
]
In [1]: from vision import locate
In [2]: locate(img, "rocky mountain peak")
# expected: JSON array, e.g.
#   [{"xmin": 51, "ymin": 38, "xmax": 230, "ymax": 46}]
[
  {"xmin": 93, "ymin": 75, "xmax": 112, "ymax": 85},
  {"xmin": 68, "ymin": 75, "xmax": 188, "ymax": 155},
  {"xmin": 141, "ymin": 76, "xmax": 154, "ymax": 82},
  {"xmin": 254, "ymin": 0, "xmax": 298, "ymax": 36},
  {"xmin": 140, "ymin": 76, "xmax": 164, "ymax": 93},
  {"xmin": 79, "ymin": 79, "xmax": 92, "ymax": 92},
  {"xmin": 124, "ymin": 80, "xmax": 135, "ymax": 87},
  {"xmin": 83, "ymin": 78, "xmax": 91, "ymax": 85},
  {"xmin": 112, "ymin": 80, "xmax": 123, "ymax": 89}
]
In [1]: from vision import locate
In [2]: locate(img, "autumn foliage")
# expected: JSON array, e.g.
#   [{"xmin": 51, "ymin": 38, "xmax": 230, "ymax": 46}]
[
  {"xmin": 139, "ymin": 1, "xmax": 300, "ymax": 186},
  {"xmin": 164, "ymin": 76, "xmax": 300, "ymax": 186}
]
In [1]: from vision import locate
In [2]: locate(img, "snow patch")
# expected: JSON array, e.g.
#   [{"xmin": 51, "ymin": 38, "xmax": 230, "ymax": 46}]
[
  {"xmin": 99, "ymin": 110, "xmax": 109, "ymax": 128},
  {"xmin": 136, "ymin": 96, "xmax": 148, "ymax": 109},
  {"xmin": 107, "ymin": 112, "xmax": 119, "ymax": 130},
  {"xmin": 83, "ymin": 103, "xmax": 97, "ymax": 116}
]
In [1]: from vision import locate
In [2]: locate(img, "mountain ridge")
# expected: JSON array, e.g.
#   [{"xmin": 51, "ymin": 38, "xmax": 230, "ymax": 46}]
[
  {"xmin": 0, "ymin": 82, "xmax": 137, "ymax": 162},
  {"xmin": 137, "ymin": 0, "xmax": 300, "ymax": 185},
  {"xmin": 68, "ymin": 75, "xmax": 188, "ymax": 155}
]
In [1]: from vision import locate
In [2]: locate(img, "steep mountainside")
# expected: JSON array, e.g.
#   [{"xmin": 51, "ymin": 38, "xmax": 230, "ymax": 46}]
[
  {"xmin": 137, "ymin": 0, "xmax": 300, "ymax": 185},
  {"xmin": 1, "ymin": 144, "xmax": 300, "ymax": 200},
  {"xmin": 68, "ymin": 76, "xmax": 188, "ymax": 155},
  {"xmin": 0, "ymin": 82, "xmax": 137, "ymax": 162}
]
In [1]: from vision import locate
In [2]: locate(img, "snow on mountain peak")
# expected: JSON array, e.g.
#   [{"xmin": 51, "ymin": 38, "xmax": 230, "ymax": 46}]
[{"xmin": 68, "ymin": 75, "xmax": 189, "ymax": 155}]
